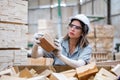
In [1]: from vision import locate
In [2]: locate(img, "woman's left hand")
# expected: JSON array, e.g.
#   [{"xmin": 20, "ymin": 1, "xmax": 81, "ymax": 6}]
[{"xmin": 53, "ymin": 39, "xmax": 62, "ymax": 57}]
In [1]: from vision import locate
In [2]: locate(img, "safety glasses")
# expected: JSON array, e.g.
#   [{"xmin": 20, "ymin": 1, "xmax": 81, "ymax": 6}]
[{"xmin": 69, "ymin": 24, "xmax": 82, "ymax": 30}]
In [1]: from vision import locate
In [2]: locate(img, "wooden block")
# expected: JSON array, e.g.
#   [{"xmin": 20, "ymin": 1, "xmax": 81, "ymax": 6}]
[
  {"xmin": 39, "ymin": 33, "xmax": 56, "ymax": 52},
  {"xmin": 14, "ymin": 66, "xmax": 19, "ymax": 73},
  {"xmin": 29, "ymin": 68, "xmax": 38, "ymax": 76},
  {"xmin": 46, "ymin": 58, "xmax": 54, "ymax": 66},
  {"xmin": 49, "ymin": 73, "xmax": 68, "ymax": 80},
  {"xmin": 19, "ymin": 68, "xmax": 33, "ymax": 78},
  {"xmin": 0, "ymin": 67, "xmax": 16, "ymax": 76},
  {"xmin": 68, "ymin": 77, "xmax": 78, "ymax": 80},
  {"xmin": 76, "ymin": 62, "xmax": 98, "ymax": 78},
  {"xmin": 94, "ymin": 68, "xmax": 117, "ymax": 80},
  {"xmin": 60, "ymin": 69, "xmax": 76, "ymax": 78},
  {"xmin": 28, "ymin": 57, "xmax": 46, "ymax": 66},
  {"xmin": 0, "ymin": 75, "xmax": 26, "ymax": 80},
  {"xmin": 39, "ymin": 69, "xmax": 52, "ymax": 77},
  {"xmin": 27, "ymin": 75, "xmax": 47, "ymax": 80},
  {"xmin": 111, "ymin": 64, "xmax": 120, "ymax": 76}
]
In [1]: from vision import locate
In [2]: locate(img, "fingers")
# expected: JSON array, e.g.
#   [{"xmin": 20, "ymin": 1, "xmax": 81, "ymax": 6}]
[
  {"xmin": 34, "ymin": 39, "xmax": 40, "ymax": 44},
  {"xmin": 34, "ymin": 33, "xmax": 43, "ymax": 39},
  {"xmin": 33, "ymin": 33, "xmax": 44, "ymax": 44},
  {"xmin": 54, "ymin": 39, "xmax": 60, "ymax": 47}
]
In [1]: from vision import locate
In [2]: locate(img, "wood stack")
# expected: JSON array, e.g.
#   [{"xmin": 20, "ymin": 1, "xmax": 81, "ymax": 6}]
[
  {"xmin": 87, "ymin": 24, "xmax": 96, "ymax": 52},
  {"xmin": 87, "ymin": 24, "xmax": 114, "ymax": 62},
  {"xmin": 0, "ymin": 63, "xmax": 120, "ymax": 80},
  {"xmin": 0, "ymin": 62, "xmax": 98, "ymax": 80},
  {"xmin": 38, "ymin": 20, "xmax": 57, "ymax": 39},
  {"xmin": 0, "ymin": 0, "xmax": 28, "ymax": 69},
  {"xmin": 95, "ymin": 25, "xmax": 114, "ymax": 52},
  {"xmin": 96, "ymin": 60, "xmax": 120, "ymax": 67},
  {"xmin": 91, "ymin": 51, "xmax": 109, "ymax": 62}
]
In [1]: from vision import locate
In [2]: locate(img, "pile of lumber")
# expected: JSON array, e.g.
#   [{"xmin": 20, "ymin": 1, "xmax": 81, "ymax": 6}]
[
  {"xmin": 87, "ymin": 24, "xmax": 114, "ymax": 52},
  {"xmin": 0, "ymin": 0, "xmax": 28, "ymax": 69},
  {"xmin": 0, "ymin": 62, "xmax": 120, "ymax": 80},
  {"xmin": 87, "ymin": 24, "xmax": 114, "ymax": 62},
  {"xmin": 0, "ymin": 62, "xmax": 98, "ymax": 80},
  {"xmin": 38, "ymin": 20, "xmax": 57, "ymax": 40},
  {"xmin": 94, "ymin": 64, "xmax": 120, "ymax": 80},
  {"xmin": 96, "ymin": 60, "xmax": 120, "ymax": 67}
]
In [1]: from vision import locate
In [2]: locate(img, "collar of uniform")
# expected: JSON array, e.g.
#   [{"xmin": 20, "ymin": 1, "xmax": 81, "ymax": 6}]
[
  {"xmin": 61, "ymin": 39, "xmax": 80, "ymax": 55},
  {"xmin": 61, "ymin": 39, "xmax": 69, "ymax": 53}
]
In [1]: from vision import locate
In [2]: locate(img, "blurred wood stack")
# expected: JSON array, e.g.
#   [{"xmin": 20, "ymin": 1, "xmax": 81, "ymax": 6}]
[
  {"xmin": 0, "ymin": 63, "xmax": 119, "ymax": 80},
  {"xmin": 0, "ymin": 62, "xmax": 99, "ymax": 80},
  {"xmin": 0, "ymin": 0, "xmax": 28, "ymax": 70},
  {"xmin": 87, "ymin": 24, "xmax": 114, "ymax": 62},
  {"xmin": 38, "ymin": 20, "xmax": 57, "ymax": 39}
]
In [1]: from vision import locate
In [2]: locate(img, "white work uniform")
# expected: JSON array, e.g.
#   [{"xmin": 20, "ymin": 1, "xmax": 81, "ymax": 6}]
[{"xmin": 42, "ymin": 39, "xmax": 92, "ymax": 65}]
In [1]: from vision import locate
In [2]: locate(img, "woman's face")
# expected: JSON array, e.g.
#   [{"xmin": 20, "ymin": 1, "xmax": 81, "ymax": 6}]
[{"xmin": 68, "ymin": 20, "xmax": 83, "ymax": 39}]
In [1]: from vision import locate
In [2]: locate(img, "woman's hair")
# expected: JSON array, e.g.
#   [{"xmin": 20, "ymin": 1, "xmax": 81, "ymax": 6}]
[{"xmin": 63, "ymin": 19, "xmax": 89, "ymax": 48}]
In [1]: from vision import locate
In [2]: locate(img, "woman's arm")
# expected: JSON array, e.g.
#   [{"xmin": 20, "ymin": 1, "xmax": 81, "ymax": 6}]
[
  {"xmin": 54, "ymin": 40, "xmax": 92, "ymax": 68},
  {"xmin": 31, "ymin": 44, "xmax": 43, "ymax": 58},
  {"xmin": 57, "ymin": 54, "xmax": 85, "ymax": 68},
  {"xmin": 31, "ymin": 33, "xmax": 44, "ymax": 58}
]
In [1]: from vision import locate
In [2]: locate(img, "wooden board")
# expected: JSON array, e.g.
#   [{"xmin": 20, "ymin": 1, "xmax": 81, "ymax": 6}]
[{"xmin": 39, "ymin": 33, "xmax": 56, "ymax": 52}]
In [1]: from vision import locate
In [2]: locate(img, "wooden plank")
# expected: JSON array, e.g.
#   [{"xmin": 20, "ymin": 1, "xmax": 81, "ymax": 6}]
[
  {"xmin": 27, "ymin": 75, "xmax": 47, "ymax": 80},
  {"xmin": 60, "ymin": 69, "xmax": 76, "ymax": 78},
  {"xmin": 76, "ymin": 62, "xmax": 98, "ymax": 78},
  {"xmin": 39, "ymin": 69, "xmax": 52, "ymax": 77},
  {"xmin": 39, "ymin": 33, "xmax": 56, "ymax": 52},
  {"xmin": 0, "ymin": 75, "xmax": 26, "ymax": 80},
  {"xmin": 19, "ymin": 68, "xmax": 33, "ymax": 78},
  {"xmin": 49, "ymin": 73, "xmax": 68, "ymax": 80},
  {"xmin": 111, "ymin": 64, "xmax": 120, "ymax": 76},
  {"xmin": 29, "ymin": 68, "xmax": 38, "ymax": 76},
  {"xmin": 94, "ymin": 68, "xmax": 117, "ymax": 80},
  {"xmin": 0, "ymin": 67, "xmax": 16, "ymax": 76},
  {"xmin": 28, "ymin": 57, "xmax": 46, "ymax": 66}
]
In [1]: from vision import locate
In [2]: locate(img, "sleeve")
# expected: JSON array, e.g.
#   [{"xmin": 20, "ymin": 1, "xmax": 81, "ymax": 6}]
[
  {"xmin": 78, "ymin": 45, "xmax": 92, "ymax": 64},
  {"xmin": 42, "ymin": 49, "xmax": 55, "ymax": 58},
  {"xmin": 55, "ymin": 44, "xmax": 92, "ymax": 68}
]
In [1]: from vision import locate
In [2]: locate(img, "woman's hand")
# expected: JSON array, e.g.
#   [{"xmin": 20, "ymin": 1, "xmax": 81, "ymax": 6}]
[
  {"xmin": 33, "ymin": 32, "xmax": 44, "ymax": 45},
  {"xmin": 53, "ymin": 39, "xmax": 62, "ymax": 57}
]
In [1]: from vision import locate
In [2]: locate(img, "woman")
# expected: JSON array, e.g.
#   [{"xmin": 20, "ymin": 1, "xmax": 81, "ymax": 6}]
[{"xmin": 31, "ymin": 14, "xmax": 92, "ymax": 68}]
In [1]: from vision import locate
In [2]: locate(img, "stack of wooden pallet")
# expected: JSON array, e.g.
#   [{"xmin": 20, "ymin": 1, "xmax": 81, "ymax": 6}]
[
  {"xmin": 87, "ymin": 24, "xmax": 114, "ymax": 62},
  {"xmin": 0, "ymin": 0, "xmax": 28, "ymax": 69},
  {"xmin": 0, "ymin": 62, "xmax": 99, "ymax": 80},
  {"xmin": 0, "ymin": 62, "xmax": 120, "ymax": 80}
]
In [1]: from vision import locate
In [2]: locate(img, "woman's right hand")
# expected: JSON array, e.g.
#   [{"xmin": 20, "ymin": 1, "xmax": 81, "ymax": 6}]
[
  {"xmin": 53, "ymin": 39, "xmax": 62, "ymax": 57},
  {"xmin": 33, "ymin": 32, "xmax": 44, "ymax": 45}
]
